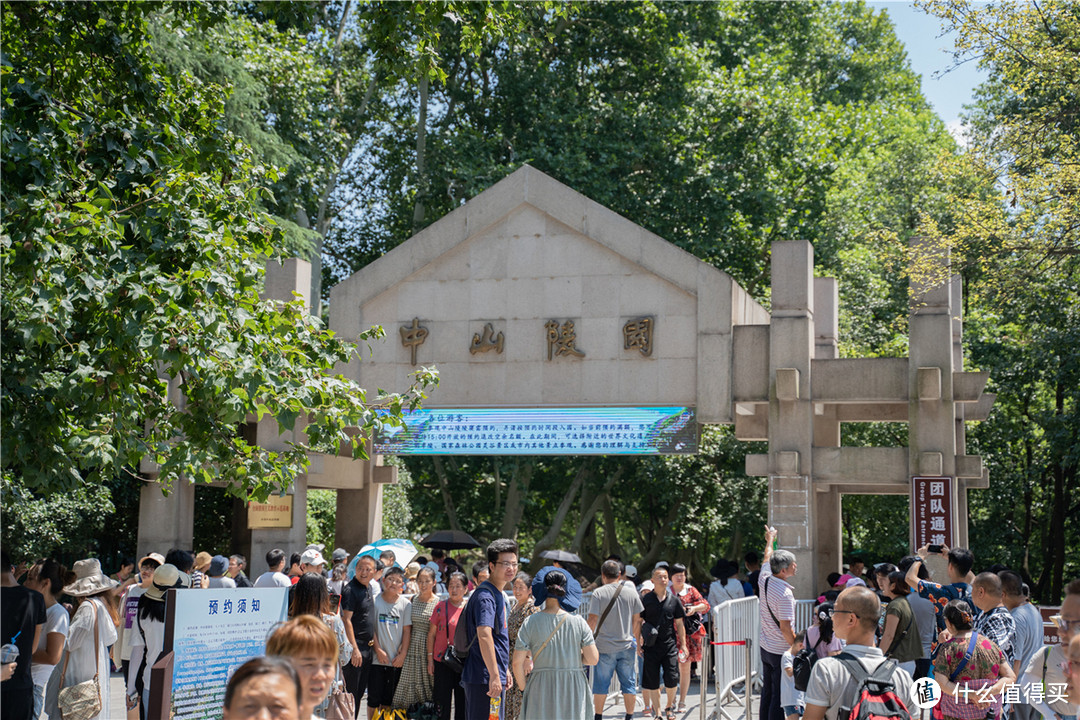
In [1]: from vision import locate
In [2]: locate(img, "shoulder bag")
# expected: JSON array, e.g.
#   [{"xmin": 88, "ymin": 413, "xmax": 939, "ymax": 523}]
[
  {"xmin": 593, "ymin": 581, "xmax": 625, "ymax": 638},
  {"xmin": 528, "ymin": 612, "xmax": 570, "ymax": 672},
  {"xmin": 682, "ymin": 588, "xmax": 704, "ymax": 637},
  {"xmin": 57, "ymin": 600, "xmax": 103, "ymax": 720},
  {"xmin": 441, "ymin": 600, "xmax": 471, "ymax": 674}
]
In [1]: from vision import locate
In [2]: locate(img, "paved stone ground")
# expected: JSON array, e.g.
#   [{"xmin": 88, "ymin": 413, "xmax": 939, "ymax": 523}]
[{"xmin": 108, "ymin": 670, "xmax": 757, "ymax": 719}]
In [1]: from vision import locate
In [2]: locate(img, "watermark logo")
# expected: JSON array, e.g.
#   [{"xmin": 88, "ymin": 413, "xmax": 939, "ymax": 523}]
[{"xmin": 911, "ymin": 678, "xmax": 942, "ymax": 709}]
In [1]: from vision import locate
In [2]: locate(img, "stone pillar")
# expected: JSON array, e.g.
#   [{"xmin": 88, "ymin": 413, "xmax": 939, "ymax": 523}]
[
  {"xmin": 335, "ymin": 464, "xmax": 384, "ymax": 554},
  {"xmin": 137, "ymin": 479, "xmax": 195, "ymax": 560},
  {"xmin": 908, "ymin": 238, "xmax": 959, "ymax": 547},
  {"xmin": 768, "ymin": 241, "xmax": 817, "ymax": 598},
  {"xmin": 812, "ymin": 277, "xmax": 842, "ymax": 580},
  {"xmin": 250, "ymin": 476, "xmax": 309, "ymax": 576}
]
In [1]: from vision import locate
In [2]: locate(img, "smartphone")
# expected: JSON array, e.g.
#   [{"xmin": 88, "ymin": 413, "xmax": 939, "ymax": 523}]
[{"xmin": 927, "ymin": 544, "xmax": 944, "ymax": 554}]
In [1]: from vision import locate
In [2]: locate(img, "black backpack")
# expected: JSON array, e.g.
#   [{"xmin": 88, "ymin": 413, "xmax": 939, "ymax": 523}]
[
  {"xmin": 834, "ymin": 654, "xmax": 912, "ymax": 720},
  {"xmin": 792, "ymin": 632, "xmax": 823, "ymax": 691}
]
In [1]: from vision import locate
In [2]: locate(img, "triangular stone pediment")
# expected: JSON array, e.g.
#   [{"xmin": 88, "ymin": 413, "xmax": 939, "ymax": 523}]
[{"xmin": 328, "ymin": 165, "xmax": 767, "ymax": 421}]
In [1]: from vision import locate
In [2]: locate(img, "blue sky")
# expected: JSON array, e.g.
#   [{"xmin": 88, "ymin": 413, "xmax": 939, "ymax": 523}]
[{"xmin": 867, "ymin": 1, "xmax": 987, "ymax": 135}]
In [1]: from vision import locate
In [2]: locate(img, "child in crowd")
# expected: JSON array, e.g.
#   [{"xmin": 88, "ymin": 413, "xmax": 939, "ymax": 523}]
[
  {"xmin": 781, "ymin": 631, "xmax": 806, "ymax": 720},
  {"xmin": 369, "ymin": 566, "xmax": 412, "ymax": 715}
]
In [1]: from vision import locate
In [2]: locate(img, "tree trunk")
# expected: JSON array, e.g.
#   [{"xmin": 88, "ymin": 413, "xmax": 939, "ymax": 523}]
[
  {"xmin": 411, "ymin": 75, "xmax": 429, "ymax": 233},
  {"xmin": 530, "ymin": 462, "xmax": 590, "ymax": 565},
  {"xmin": 432, "ymin": 457, "xmax": 461, "ymax": 532},
  {"xmin": 601, "ymin": 495, "xmax": 621, "ymax": 559},
  {"xmin": 493, "ymin": 459, "xmax": 503, "ymax": 518},
  {"xmin": 500, "ymin": 460, "xmax": 532, "ymax": 539}
]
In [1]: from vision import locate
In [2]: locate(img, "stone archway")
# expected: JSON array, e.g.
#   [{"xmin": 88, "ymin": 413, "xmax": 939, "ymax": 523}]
[{"xmin": 136, "ymin": 166, "xmax": 994, "ymax": 597}]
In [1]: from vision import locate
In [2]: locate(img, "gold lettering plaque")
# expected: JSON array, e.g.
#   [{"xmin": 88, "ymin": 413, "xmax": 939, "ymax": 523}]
[
  {"xmin": 470, "ymin": 323, "xmax": 505, "ymax": 355},
  {"xmin": 623, "ymin": 316, "xmax": 654, "ymax": 357},
  {"xmin": 545, "ymin": 319, "xmax": 585, "ymax": 360},
  {"xmin": 400, "ymin": 317, "xmax": 429, "ymax": 365}
]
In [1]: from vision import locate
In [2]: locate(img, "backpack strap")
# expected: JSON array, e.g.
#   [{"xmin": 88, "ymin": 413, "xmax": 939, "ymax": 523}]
[
  {"xmin": 948, "ymin": 632, "xmax": 981, "ymax": 683},
  {"xmin": 868, "ymin": 657, "xmax": 900, "ymax": 687},
  {"xmin": 835, "ymin": 652, "xmax": 870, "ymax": 686}
]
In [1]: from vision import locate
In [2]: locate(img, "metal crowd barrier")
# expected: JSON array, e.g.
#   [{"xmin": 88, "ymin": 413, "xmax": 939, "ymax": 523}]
[{"xmin": 707, "ymin": 597, "xmax": 815, "ymax": 720}]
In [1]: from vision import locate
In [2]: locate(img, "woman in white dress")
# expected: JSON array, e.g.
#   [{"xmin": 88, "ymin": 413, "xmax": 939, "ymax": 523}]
[
  {"xmin": 127, "ymin": 563, "xmax": 187, "ymax": 716},
  {"xmin": 45, "ymin": 558, "xmax": 119, "ymax": 720}
]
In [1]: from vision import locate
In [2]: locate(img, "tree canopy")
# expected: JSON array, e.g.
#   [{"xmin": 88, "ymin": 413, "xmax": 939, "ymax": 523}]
[{"xmin": 1, "ymin": 2, "xmax": 435, "ymax": 499}]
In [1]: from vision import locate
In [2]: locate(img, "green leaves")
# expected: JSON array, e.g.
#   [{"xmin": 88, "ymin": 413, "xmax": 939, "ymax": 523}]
[{"xmin": 1, "ymin": 2, "xmax": 435, "ymax": 502}]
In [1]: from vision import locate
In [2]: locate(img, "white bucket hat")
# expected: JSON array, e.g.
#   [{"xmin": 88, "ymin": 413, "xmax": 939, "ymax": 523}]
[{"xmin": 63, "ymin": 559, "xmax": 119, "ymax": 597}]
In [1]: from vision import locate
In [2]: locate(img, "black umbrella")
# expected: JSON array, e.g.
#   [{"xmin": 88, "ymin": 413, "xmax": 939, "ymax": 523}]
[
  {"xmin": 419, "ymin": 530, "xmax": 482, "ymax": 550},
  {"xmin": 540, "ymin": 549, "xmax": 582, "ymax": 564}
]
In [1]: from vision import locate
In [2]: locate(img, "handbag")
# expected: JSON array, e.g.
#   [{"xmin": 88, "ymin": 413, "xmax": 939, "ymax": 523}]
[
  {"xmin": 406, "ymin": 701, "xmax": 438, "ymax": 720},
  {"xmin": 439, "ymin": 600, "xmax": 472, "ymax": 674},
  {"xmin": 57, "ymin": 600, "xmax": 103, "ymax": 720},
  {"xmin": 325, "ymin": 680, "xmax": 356, "ymax": 720},
  {"xmin": 641, "ymin": 621, "xmax": 659, "ymax": 647}
]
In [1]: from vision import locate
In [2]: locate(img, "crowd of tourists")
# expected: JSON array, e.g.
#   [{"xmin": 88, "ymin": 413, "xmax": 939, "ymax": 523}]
[
  {"xmin": 2, "ymin": 533, "xmax": 1078, "ymax": 720},
  {"xmin": 751, "ymin": 525, "xmax": 1080, "ymax": 720}
]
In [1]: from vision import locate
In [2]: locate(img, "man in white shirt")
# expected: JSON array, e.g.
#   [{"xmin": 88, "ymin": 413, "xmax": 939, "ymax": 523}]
[
  {"xmin": 804, "ymin": 586, "xmax": 913, "ymax": 720},
  {"xmin": 1019, "ymin": 578, "xmax": 1080, "ymax": 720},
  {"xmin": 252, "ymin": 548, "xmax": 292, "ymax": 588},
  {"xmin": 759, "ymin": 526, "xmax": 798, "ymax": 720}
]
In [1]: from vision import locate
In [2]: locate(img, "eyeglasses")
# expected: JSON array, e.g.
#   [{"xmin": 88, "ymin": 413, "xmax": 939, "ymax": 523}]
[
  {"xmin": 495, "ymin": 561, "xmax": 518, "ymax": 568},
  {"xmin": 1050, "ymin": 615, "xmax": 1080, "ymax": 632},
  {"xmin": 834, "ymin": 609, "xmax": 861, "ymax": 619}
]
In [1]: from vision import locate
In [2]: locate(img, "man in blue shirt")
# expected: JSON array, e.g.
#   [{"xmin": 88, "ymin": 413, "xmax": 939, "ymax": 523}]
[
  {"xmin": 462, "ymin": 538, "xmax": 518, "ymax": 720},
  {"xmin": 904, "ymin": 544, "xmax": 975, "ymax": 625}
]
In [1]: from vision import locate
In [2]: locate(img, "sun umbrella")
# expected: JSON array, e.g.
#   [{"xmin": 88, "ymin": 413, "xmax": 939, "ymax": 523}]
[
  {"xmin": 540, "ymin": 549, "xmax": 581, "ymax": 564},
  {"xmin": 420, "ymin": 530, "xmax": 482, "ymax": 550},
  {"xmin": 346, "ymin": 538, "xmax": 418, "ymax": 579}
]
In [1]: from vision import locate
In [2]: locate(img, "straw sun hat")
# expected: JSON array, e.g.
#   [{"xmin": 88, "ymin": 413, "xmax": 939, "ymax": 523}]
[{"xmin": 63, "ymin": 559, "xmax": 119, "ymax": 597}]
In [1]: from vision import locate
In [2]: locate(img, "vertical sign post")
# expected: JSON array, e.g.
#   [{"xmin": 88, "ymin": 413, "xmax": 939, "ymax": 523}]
[{"xmin": 911, "ymin": 476, "xmax": 955, "ymax": 549}]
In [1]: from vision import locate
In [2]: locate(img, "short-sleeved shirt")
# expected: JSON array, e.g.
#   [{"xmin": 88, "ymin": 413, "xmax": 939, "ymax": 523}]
[
  {"xmin": 805, "ymin": 624, "xmax": 844, "ymax": 659},
  {"xmin": 907, "ymin": 592, "xmax": 937, "ymax": 657},
  {"xmin": 430, "ymin": 600, "xmax": 465, "ymax": 660},
  {"xmin": 373, "ymin": 594, "xmax": 411, "ymax": 665},
  {"xmin": 1009, "ymin": 602, "xmax": 1043, "ymax": 671},
  {"xmin": 588, "ymin": 580, "xmax": 644, "ymax": 654},
  {"xmin": 0, "ymin": 585, "xmax": 46, "ymax": 690},
  {"xmin": 207, "ymin": 576, "xmax": 236, "ymax": 589},
  {"xmin": 32, "ymin": 602, "xmax": 70, "ymax": 688},
  {"xmin": 341, "ymin": 577, "xmax": 376, "ymax": 645},
  {"xmin": 805, "ymin": 644, "xmax": 914, "ymax": 720},
  {"xmin": 641, "ymin": 591, "xmax": 685, "ymax": 649},
  {"xmin": 883, "ymin": 596, "xmax": 923, "ymax": 663},
  {"xmin": 781, "ymin": 649, "xmax": 805, "ymax": 708},
  {"xmin": 253, "ymin": 571, "xmax": 292, "ymax": 588},
  {"xmin": 758, "ymin": 562, "xmax": 796, "ymax": 655},
  {"xmin": 462, "ymin": 582, "xmax": 509, "ymax": 686},
  {"xmin": 916, "ymin": 579, "xmax": 971, "ymax": 619},
  {"xmin": 973, "ymin": 606, "xmax": 1015, "ymax": 665},
  {"xmin": 1022, "ymin": 644, "xmax": 1078, "ymax": 717}
]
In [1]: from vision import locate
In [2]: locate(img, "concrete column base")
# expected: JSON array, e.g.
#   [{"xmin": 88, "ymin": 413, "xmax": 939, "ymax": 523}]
[{"xmin": 137, "ymin": 479, "xmax": 195, "ymax": 560}]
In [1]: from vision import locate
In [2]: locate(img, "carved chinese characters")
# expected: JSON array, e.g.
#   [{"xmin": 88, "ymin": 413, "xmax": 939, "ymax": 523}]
[
  {"xmin": 398, "ymin": 316, "xmax": 658, "ymax": 362},
  {"xmin": 623, "ymin": 316, "xmax": 653, "ymax": 357},
  {"xmin": 399, "ymin": 317, "xmax": 429, "ymax": 366},
  {"xmin": 545, "ymin": 319, "xmax": 585, "ymax": 360}
]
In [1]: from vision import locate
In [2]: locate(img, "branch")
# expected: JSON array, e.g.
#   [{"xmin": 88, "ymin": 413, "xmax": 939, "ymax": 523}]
[
  {"xmin": 531, "ymin": 461, "xmax": 590, "ymax": 558},
  {"xmin": 570, "ymin": 466, "xmax": 625, "ymax": 552},
  {"xmin": 431, "ymin": 457, "xmax": 461, "ymax": 532}
]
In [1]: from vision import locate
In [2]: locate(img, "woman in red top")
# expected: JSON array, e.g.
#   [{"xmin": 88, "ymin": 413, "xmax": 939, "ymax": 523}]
[
  {"xmin": 426, "ymin": 571, "xmax": 468, "ymax": 720},
  {"xmin": 671, "ymin": 563, "xmax": 710, "ymax": 714}
]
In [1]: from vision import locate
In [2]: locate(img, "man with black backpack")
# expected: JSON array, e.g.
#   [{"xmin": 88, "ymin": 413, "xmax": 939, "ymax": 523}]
[{"xmin": 804, "ymin": 586, "xmax": 913, "ymax": 720}]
